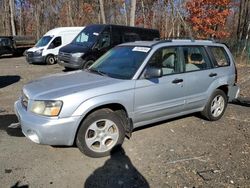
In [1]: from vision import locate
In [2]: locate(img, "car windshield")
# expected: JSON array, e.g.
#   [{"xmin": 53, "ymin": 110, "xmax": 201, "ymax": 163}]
[
  {"xmin": 72, "ymin": 25, "xmax": 104, "ymax": 47},
  {"xmin": 88, "ymin": 46, "xmax": 150, "ymax": 79},
  {"xmin": 35, "ymin": 36, "xmax": 53, "ymax": 47}
]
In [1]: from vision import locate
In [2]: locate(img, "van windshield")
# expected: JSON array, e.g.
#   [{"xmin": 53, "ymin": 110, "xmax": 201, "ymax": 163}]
[
  {"xmin": 72, "ymin": 25, "xmax": 104, "ymax": 47},
  {"xmin": 88, "ymin": 46, "xmax": 150, "ymax": 80},
  {"xmin": 36, "ymin": 36, "xmax": 53, "ymax": 47}
]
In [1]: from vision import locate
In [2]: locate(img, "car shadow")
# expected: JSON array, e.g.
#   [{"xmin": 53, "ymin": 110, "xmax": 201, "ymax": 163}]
[
  {"xmin": 0, "ymin": 55, "xmax": 23, "ymax": 59},
  {"xmin": 84, "ymin": 147, "xmax": 149, "ymax": 188},
  {"xmin": 0, "ymin": 75, "xmax": 21, "ymax": 88},
  {"xmin": 11, "ymin": 181, "xmax": 29, "ymax": 188},
  {"xmin": 0, "ymin": 114, "xmax": 24, "ymax": 137},
  {"xmin": 231, "ymin": 97, "xmax": 250, "ymax": 107}
]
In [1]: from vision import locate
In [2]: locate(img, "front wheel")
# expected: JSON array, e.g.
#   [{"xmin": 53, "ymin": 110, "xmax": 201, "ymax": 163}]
[
  {"xmin": 46, "ymin": 55, "xmax": 56, "ymax": 65},
  {"xmin": 76, "ymin": 109, "xmax": 125, "ymax": 158},
  {"xmin": 83, "ymin": 60, "xmax": 95, "ymax": 69},
  {"xmin": 201, "ymin": 89, "xmax": 228, "ymax": 121}
]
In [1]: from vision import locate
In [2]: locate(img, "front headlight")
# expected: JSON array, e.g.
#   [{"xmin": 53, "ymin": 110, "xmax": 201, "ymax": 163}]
[
  {"xmin": 34, "ymin": 49, "xmax": 43, "ymax": 55},
  {"xmin": 72, "ymin": 52, "xmax": 84, "ymax": 58},
  {"xmin": 30, "ymin": 100, "xmax": 63, "ymax": 116}
]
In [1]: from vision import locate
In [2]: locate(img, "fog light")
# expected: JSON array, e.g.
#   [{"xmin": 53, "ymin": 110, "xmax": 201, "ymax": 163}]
[{"xmin": 27, "ymin": 129, "xmax": 40, "ymax": 144}]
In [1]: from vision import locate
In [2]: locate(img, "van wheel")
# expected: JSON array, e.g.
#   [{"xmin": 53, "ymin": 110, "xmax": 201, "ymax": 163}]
[
  {"xmin": 76, "ymin": 109, "xmax": 125, "ymax": 158},
  {"xmin": 83, "ymin": 60, "xmax": 94, "ymax": 69},
  {"xmin": 201, "ymin": 89, "xmax": 227, "ymax": 121},
  {"xmin": 46, "ymin": 55, "xmax": 56, "ymax": 65}
]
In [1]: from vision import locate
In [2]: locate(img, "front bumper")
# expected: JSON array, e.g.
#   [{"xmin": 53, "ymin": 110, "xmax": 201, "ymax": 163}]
[
  {"xmin": 14, "ymin": 100, "xmax": 82, "ymax": 146},
  {"xmin": 26, "ymin": 54, "xmax": 45, "ymax": 64},
  {"xmin": 58, "ymin": 59, "xmax": 84, "ymax": 69},
  {"xmin": 58, "ymin": 53, "xmax": 84, "ymax": 69}
]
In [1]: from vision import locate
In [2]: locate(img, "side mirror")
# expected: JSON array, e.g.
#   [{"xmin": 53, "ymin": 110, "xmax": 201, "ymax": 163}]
[{"xmin": 144, "ymin": 66, "xmax": 162, "ymax": 79}]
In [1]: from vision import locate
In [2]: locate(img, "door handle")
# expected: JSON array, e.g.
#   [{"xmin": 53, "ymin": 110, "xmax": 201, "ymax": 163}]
[
  {"xmin": 172, "ymin": 78, "xmax": 183, "ymax": 84},
  {"xmin": 209, "ymin": 73, "xmax": 217, "ymax": 77}
]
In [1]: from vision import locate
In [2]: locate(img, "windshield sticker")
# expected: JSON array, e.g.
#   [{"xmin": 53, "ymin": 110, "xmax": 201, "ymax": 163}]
[
  {"xmin": 132, "ymin": 47, "xmax": 150, "ymax": 53},
  {"xmin": 93, "ymin": 32, "xmax": 99, "ymax": 36}
]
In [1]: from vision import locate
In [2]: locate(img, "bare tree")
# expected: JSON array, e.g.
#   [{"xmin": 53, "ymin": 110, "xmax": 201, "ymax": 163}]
[
  {"xmin": 237, "ymin": 0, "xmax": 250, "ymax": 41},
  {"xmin": 99, "ymin": 0, "xmax": 106, "ymax": 24},
  {"xmin": 130, "ymin": 0, "xmax": 136, "ymax": 26}
]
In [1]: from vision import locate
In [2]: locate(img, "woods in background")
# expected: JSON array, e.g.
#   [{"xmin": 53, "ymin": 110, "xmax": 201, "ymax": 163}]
[{"xmin": 0, "ymin": 0, "xmax": 249, "ymax": 54}]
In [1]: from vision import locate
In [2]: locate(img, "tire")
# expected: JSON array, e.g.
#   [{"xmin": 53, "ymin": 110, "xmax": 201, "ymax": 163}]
[
  {"xmin": 46, "ymin": 55, "xmax": 56, "ymax": 65},
  {"xmin": 64, "ymin": 67, "xmax": 74, "ymax": 71},
  {"xmin": 201, "ymin": 89, "xmax": 228, "ymax": 121},
  {"xmin": 76, "ymin": 109, "xmax": 125, "ymax": 158},
  {"xmin": 83, "ymin": 60, "xmax": 95, "ymax": 69}
]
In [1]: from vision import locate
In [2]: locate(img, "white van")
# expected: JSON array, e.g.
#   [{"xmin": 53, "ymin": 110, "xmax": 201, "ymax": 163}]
[{"xmin": 26, "ymin": 27, "xmax": 84, "ymax": 64}]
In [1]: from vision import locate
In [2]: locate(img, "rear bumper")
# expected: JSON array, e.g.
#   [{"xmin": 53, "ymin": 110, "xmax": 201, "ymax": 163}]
[{"xmin": 228, "ymin": 84, "xmax": 240, "ymax": 102}]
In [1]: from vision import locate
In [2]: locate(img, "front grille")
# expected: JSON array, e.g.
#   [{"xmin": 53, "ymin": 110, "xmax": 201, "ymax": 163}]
[
  {"xmin": 58, "ymin": 51, "xmax": 71, "ymax": 62},
  {"xmin": 21, "ymin": 92, "xmax": 28, "ymax": 110}
]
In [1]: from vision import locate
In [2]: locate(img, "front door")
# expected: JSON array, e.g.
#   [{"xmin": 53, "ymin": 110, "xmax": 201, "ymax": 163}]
[{"xmin": 133, "ymin": 47, "xmax": 186, "ymax": 125}]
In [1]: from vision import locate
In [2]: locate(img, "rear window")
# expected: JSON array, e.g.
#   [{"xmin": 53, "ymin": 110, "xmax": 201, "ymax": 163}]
[{"xmin": 209, "ymin": 46, "xmax": 230, "ymax": 67}]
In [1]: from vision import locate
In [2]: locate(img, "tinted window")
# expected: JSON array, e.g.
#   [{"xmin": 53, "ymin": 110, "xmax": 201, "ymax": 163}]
[
  {"xmin": 209, "ymin": 46, "xmax": 230, "ymax": 67},
  {"xmin": 96, "ymin": 31, "xmax": 111, "ymax": 49},
  {"xmin": 49, "ymin": 37, "xmax": 62, "ymax": 49},
  {"xmin": 89, "ymin": 46, "xmax": 150, "ymax": 79},
  {"xmin": 123, "ymin": 33, "xmax": 141, "ymax": 42},
  {"xmin": 182, "ymin": 46, "xmax": 211, "ymax": 72},
  {"xmin": 73, "ymin": 25, "xmax": 104, "ymax": 47},
  {"xmin": 146, "ymin": 47, "xmax": 182, "ymax": 76},
  {"xmin": 36, "ymin": 36, "xmax": 53, "ymax": 47},
  {"xmin": 0, "ymin": 38, "xmax": 11, "ymax": 46}
]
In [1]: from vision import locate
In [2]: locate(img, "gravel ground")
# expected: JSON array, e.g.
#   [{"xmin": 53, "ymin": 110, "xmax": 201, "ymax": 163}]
[{"xmin": 0, "ymin": 56, "xmax": 249, "ymax": 187}]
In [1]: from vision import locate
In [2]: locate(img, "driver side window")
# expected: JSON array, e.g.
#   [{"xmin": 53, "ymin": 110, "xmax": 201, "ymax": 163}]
[
  {"xmin": 147, "ymin": 47, "xmax": 181, "ymax": 76},
  {"xmin": 97, "ymin": 31, "xmax": 111, "ymax": 49},
  {"xmin": 48, "ymin": 37, "xmax": 62, "ymax": 49}
]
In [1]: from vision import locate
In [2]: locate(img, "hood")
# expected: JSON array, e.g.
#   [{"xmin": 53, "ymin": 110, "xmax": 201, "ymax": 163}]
[
  {"xmin": 59, "ymin": 43, "xmax": 90, "ymax": 54},
  {"xmin": 27, "ymin": 46, "xmax": 44, "ymax": 52},
  {"xmin": 23, "ymin": 70, "xmax": 128, "ymax": 100}
]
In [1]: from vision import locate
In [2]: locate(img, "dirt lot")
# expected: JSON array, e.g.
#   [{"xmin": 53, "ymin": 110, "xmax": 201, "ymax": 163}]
[{"xmin": 0, "ymin": 56, "xmax": 249, "ymax": 187}]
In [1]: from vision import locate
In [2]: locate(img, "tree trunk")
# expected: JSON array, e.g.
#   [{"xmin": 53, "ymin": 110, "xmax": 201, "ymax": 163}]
[
  {"xmin": 123, "ymin": 2, "xmax": 128, "ymax": 25},
  {"xmin": 99, "ymin": 0, "xmax": 106, "ymax": 24},
  {"xmin": 35, "ymin": 2, "xmax": 42, "ymax": 40},
  {"xmin": 237, "ymin": 0, "xmax": 250, "ymax": 41},
  {"xmin": 9, "ymin": 0, "xmax": 16, "ymax": 35},
  {"xmin": 141, "ymin": 0, "xmax": 146, "ymax": 27},
  {"xmin": 129, "ymin": 0, "xmax": 136, "ymax": 26}
]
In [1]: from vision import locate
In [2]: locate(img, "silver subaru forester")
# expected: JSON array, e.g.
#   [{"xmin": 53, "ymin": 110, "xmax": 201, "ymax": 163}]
[{"xmin": 15, "ymin": 40, "xmax": 239, "ymax": 157}]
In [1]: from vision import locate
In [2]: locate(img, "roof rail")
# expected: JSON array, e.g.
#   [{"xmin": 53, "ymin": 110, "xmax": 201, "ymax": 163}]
[{"xmin": 152, "ymin": 38, "xmax": 217, "ymax": 46}]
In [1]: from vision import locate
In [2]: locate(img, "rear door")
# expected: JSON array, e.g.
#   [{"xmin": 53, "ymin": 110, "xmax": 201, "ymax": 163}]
[{"xmin": 180, "ymin": 46, "xmax": 216, "ymax": 111}]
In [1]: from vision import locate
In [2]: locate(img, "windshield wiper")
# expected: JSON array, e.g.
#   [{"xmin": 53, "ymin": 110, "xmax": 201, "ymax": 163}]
[{"xmin": 87, "ymin": 68, "xmax": 108, "ymax": 77}]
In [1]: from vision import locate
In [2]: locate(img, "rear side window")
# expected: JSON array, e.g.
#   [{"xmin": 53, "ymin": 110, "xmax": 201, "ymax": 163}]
[
  {"xmin": 209, "ymin": 47, "xmax": 230, "ymax": 67},
  {"xmin": 123, "ymin": 33, "xmax": 141, "ymax": 42}
]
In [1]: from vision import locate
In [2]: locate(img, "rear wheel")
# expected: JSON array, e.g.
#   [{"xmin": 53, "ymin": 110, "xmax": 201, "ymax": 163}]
[
  {"xmin": 46, "ymin": 55, "xmax": 56, "ymax": 65},
  {"xmin": 76, "ymin": 109, "xmax": 125, "ymax": 157},
  {"xmin": 201, "ymin": 89, "xmax": 227, "ymax": 121}
]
